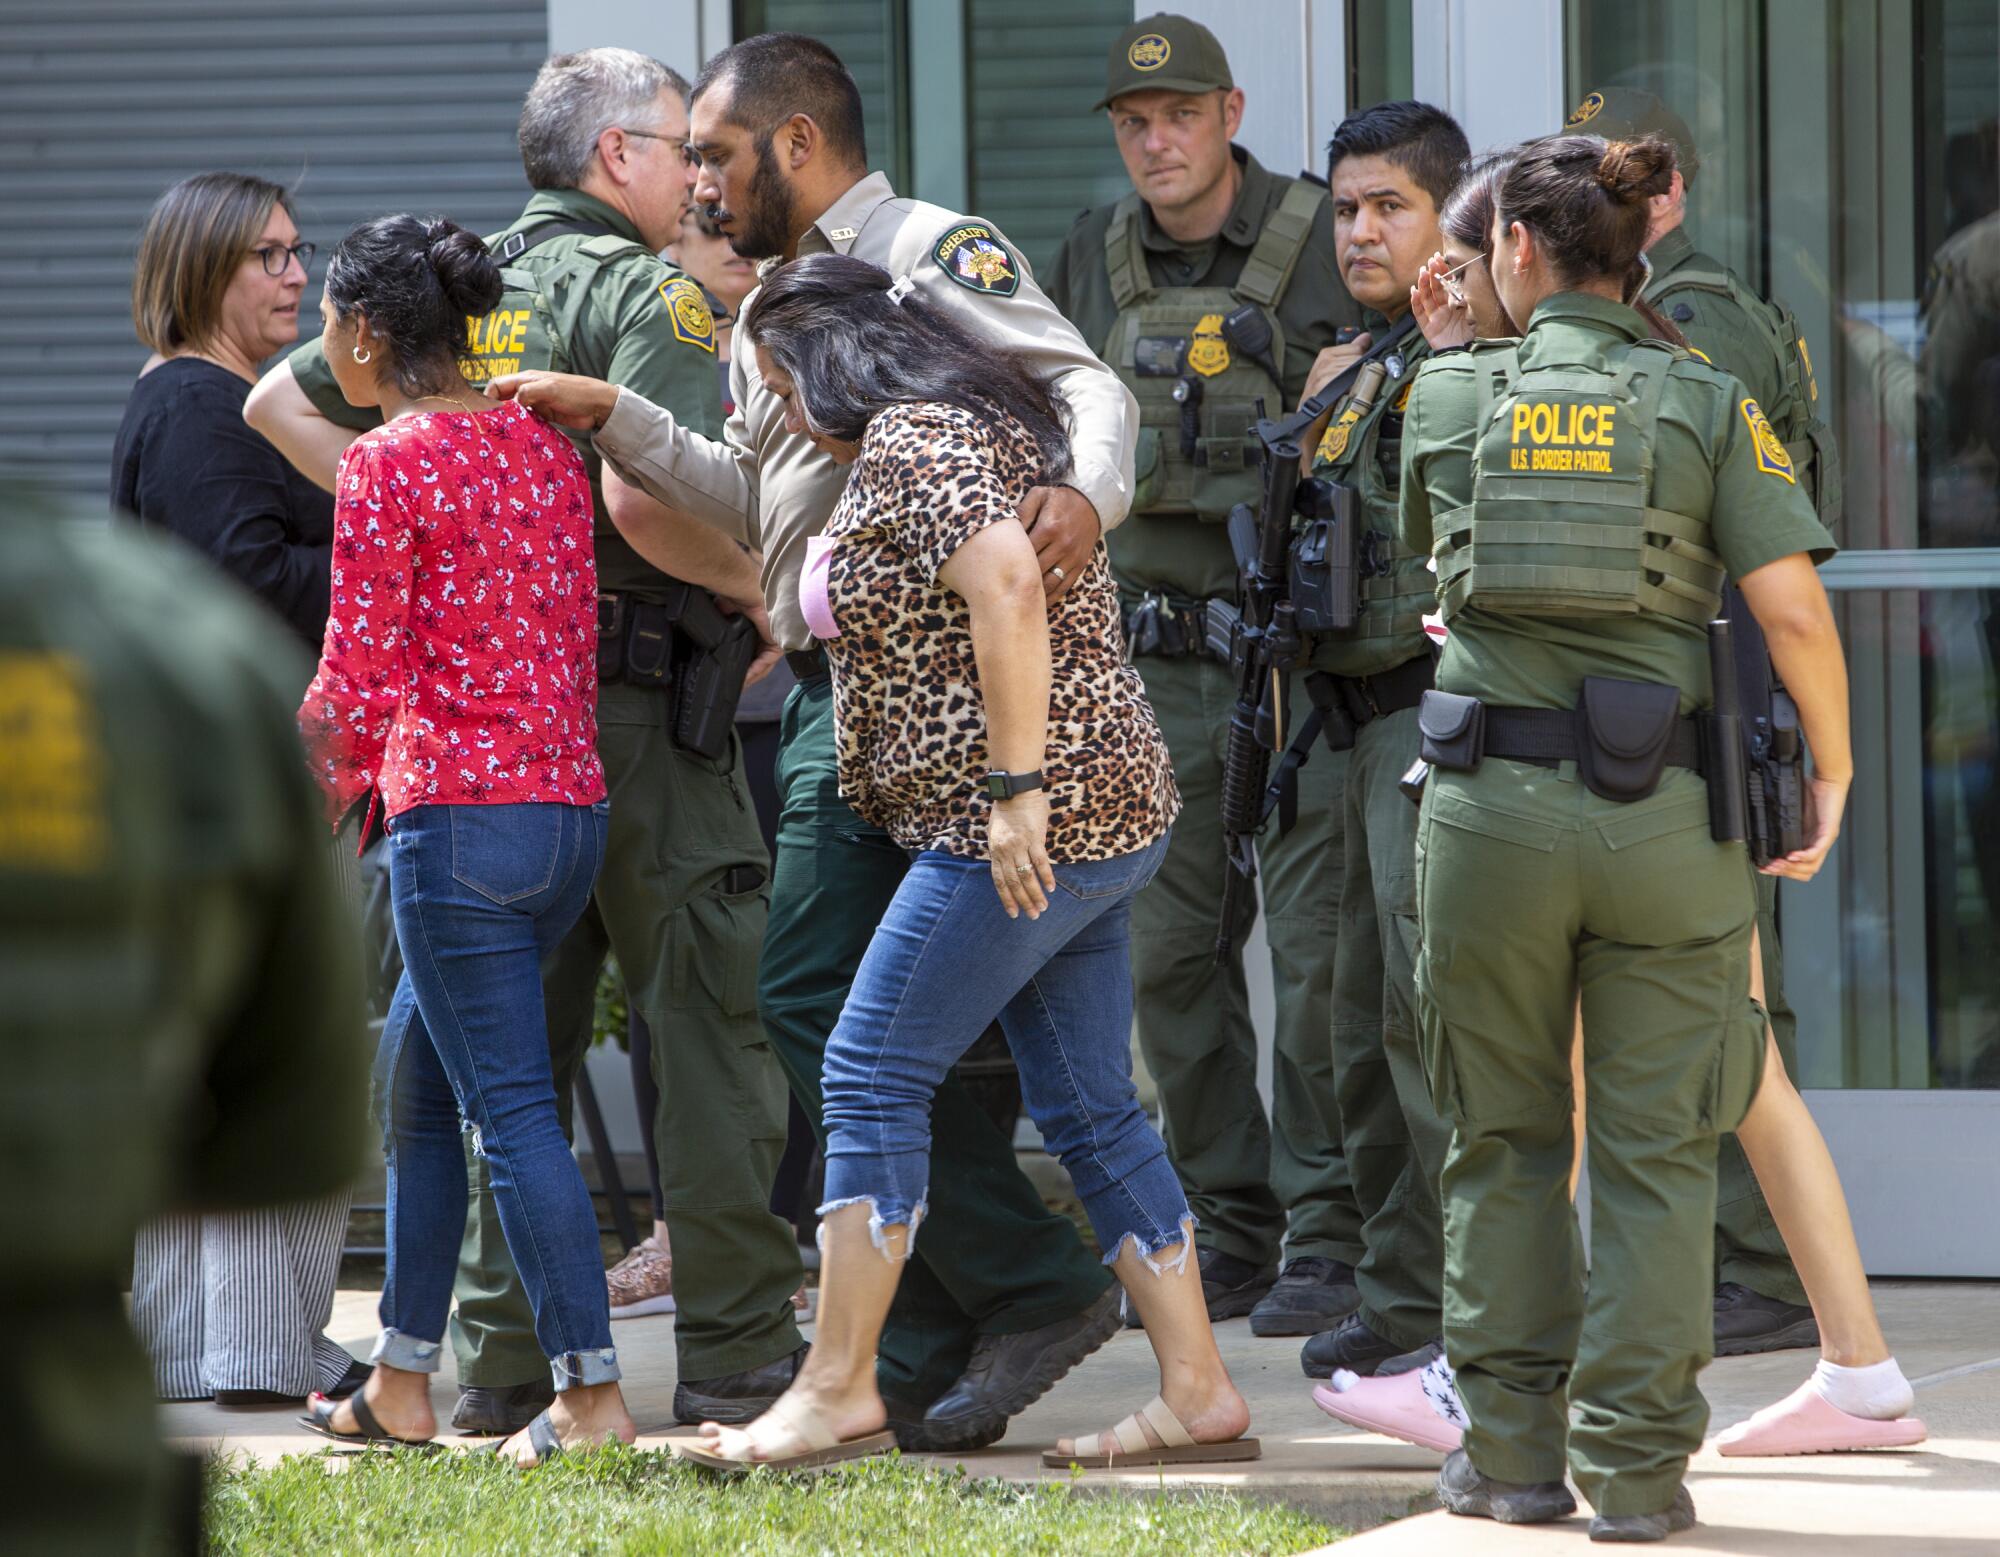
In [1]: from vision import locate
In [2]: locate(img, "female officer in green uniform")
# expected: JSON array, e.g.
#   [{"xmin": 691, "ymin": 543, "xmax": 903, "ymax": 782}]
[{"xmin": 1396, "ymin": 134, "xmax": 1849, "ymax": 1542}]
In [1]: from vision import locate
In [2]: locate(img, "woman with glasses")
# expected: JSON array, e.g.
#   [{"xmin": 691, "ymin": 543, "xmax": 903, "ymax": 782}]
[{"xmin": 114, "ymin": 171, "xmax": 366, "ymax": 1408}]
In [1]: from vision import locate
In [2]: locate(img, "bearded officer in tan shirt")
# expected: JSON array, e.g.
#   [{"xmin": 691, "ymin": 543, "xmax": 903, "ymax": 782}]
[{"xmin": 494, "ymin": 31, "xmax": 1139, "ymax": 1455}]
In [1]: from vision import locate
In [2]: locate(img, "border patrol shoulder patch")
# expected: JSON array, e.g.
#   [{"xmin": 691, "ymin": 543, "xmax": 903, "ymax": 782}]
[
  {"xmin": 659, "ymin": 277, "xmax": 716, "ymax": 353},
  {"xmin": 932, "ymin": 223, "xmax": 1020, "ymax": 297},
  {"xmin": 1740, "ymin": 397, "xmax": 1795, "ymax": 484}
]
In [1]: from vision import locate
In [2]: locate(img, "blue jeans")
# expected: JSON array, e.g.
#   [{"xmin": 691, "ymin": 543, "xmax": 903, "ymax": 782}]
[
  {"xmin": 819, "ymin": 832, "xmax": 1192, "ymax": 1272},
  {"xmin": 373, "ymin": 801, "xmax": 616, "ymax": 1390}
]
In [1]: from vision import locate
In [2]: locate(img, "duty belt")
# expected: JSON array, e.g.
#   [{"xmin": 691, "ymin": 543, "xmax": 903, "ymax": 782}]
[
  {"xmin": 1481, "ymin": 705, "xmax": 1706, "ymax": 773},
  {"xmin": 1124, "ymin": 592, "xmax": 1221, "ymax": 659}
]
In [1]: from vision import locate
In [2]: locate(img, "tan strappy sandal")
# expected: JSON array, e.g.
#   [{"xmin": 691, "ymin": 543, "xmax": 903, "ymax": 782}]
[
  {"xmin": 671, "ymin": 1392, "xmax": 898, "ymax": 1475},
  {"xmin": 1041, "ymin": 1395, "xmax": 1260, "ymax": 1469}
]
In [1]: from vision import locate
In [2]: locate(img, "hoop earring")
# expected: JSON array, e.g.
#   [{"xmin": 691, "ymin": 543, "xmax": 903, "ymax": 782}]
[{"xmin": 352, "ymin": 345, "xmax": 372, "ymax": 365}]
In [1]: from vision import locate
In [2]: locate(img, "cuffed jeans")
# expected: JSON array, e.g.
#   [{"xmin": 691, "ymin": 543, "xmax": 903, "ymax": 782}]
[
  {"xmin": 374, "ymin": 800, "xmax": 618, "ymax": 1391},
  {"xmin": 821, "ymin": 833, "xmax": 1193, "ymax": 1274}
]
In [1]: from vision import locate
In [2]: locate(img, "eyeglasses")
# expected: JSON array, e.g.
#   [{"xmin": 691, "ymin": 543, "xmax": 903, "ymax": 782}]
[
  {"xmin": 620, "ymin": 128, "xmax": 701, "ymax": 167},
  {"xmin": 250, "ymin": 242, "xmax": 314, "ymax": 277},
  {"xmin": 1436, "ymin": 252, "xmax": 1483, "ymax": 304}
]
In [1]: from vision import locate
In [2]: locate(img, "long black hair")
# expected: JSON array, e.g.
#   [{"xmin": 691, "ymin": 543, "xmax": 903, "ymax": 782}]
[
  {"xmin": 324, "ymin": 214, "xmax": 503, "ymax": 397},
  {"xmin": 742, "ymin": 252, "xmax": 1073, "ymax": 481}
]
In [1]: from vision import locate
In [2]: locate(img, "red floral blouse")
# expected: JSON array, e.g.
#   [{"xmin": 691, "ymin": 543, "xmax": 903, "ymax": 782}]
[{"xmin": 298, "ymin": 400, "xmax": 605, "ymax": 825}]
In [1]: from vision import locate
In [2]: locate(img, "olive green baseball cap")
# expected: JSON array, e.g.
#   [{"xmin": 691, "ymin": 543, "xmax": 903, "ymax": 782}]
[
  {"xmin": 1560, "ymin": 85, "xmax": 1701, "ymax": 182},
  {"xmin": 1095, "ymin": 14, "xmax": 1234, "ymax": 112}
]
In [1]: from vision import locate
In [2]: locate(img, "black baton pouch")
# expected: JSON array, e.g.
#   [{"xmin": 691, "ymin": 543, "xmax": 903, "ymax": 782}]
[
  {"xmin": 1576, "ymin": 677, "xmax": 1681, "ymax": 802},
  {"xmin": 1417, "ymin": 689, "xmax": 1485, "ymax": 771}
]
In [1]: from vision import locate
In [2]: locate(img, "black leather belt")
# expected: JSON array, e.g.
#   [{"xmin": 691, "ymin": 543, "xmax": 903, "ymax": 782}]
[
  {"xmin": 786, "ymin": 645, "xmax": 829, "ymax": 682},
  {"xmin": 1484, "ymin": 705, "xmax": 1706, "ymax": 773}
]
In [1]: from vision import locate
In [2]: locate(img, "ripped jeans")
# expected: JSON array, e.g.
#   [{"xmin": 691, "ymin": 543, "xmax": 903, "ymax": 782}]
[
  {"xmin": 820, "ymin": 831, "xmax": 1192, "ymax": 1275},
  {"xmin": 373, "ymin": 801, "xmax": 618, "ymax": 1391}
]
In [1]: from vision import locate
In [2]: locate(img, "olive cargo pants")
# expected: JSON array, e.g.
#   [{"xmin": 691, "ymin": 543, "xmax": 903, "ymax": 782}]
[
  {"xmin": 758, "ymin": 676, "xmax": 1110, "ymax": 1406},
  {"xmin": 1129, "ymin": 652, "xmax": 1363, "ymax": 1270},
  {"xmin": 1714, "ymin": 869, "xmax": 1808, "ymax": 1305},
  {"xmin": 1417, "ymin": 765, "xmax": 1763, "ymax": 1517},
  {"xmin": 451, "ymin": 684, "xmax": 805, "ymax": 1385},
  {"xmin": 1333, "ymin": 704, "xmax": 1451, "ymax": 1350}
]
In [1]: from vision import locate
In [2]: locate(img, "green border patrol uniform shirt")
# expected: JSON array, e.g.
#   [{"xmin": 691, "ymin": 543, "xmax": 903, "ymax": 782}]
[
  {"xmin": 1044, "ymin": 146, "xmax": 1359, "ymax": 600},
  {"xmin": 1398, "ymin": 293, "xmax": 1835, "ymax": 1514},
  {"xmin": 287, "ymin": 188, "xmax": 725, "ymax": 596},
  {"xmin": 1645, "ymin": 225, "xmax": 1841, "ymax": 533}
]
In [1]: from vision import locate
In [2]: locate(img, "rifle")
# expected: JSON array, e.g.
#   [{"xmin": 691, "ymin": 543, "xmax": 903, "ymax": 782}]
[{"xmin": 1215, "ymin": 316, "xmax": 1420, "ymax": 962}]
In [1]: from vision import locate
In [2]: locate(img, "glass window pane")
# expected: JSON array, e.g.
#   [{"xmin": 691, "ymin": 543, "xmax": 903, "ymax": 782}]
[
  {"xmin": 1349, "ymin": 1, "xmax": 1413, "ymax": 109},
  {"xmin": 1787, "ymin": 587, "xmax": 2000, "ymax": 1091},
  {"xmin": 966, "ymin": 0, "xmax": 1134, "ymax": 275}
]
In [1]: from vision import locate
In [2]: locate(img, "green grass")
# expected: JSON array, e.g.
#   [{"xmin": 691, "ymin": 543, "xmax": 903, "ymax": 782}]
[{"xmin": 205, "ymin": 1445, "xmax": 1337, "ymax": 1556}]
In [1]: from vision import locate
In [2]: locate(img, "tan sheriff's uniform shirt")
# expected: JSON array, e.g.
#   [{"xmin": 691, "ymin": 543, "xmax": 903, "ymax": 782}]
[{"xmin": 593, "ymin": 171, "xmax": 1139, "ymax": 651}]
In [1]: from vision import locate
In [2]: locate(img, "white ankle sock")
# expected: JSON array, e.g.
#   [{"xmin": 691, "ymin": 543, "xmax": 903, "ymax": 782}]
[
  {"xmin": 1811, "ymin": 1357, "xmax": 1914, "ymax": 1420},
  {"xmin": 1418, "ymin": 1356, "xmax": 1468, "ymax": 1428}
]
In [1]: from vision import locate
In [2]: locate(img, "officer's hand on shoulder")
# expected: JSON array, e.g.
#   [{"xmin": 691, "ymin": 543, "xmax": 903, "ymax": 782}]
[
  {"xmin": 1300, "ymin": 334, "xmax": 1373, "ymax": 410},
  {"xmin": 486, "ymin": 370, "xmax": 619, "ymax": 432}
]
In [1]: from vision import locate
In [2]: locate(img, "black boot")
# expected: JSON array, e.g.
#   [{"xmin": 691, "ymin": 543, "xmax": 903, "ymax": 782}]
[
  {"xmin": 1300, "ymin": 1311, "xmax": 1434, "ymax": 1378},
  {"xmin": 1713, "ymin": 1282, "xmax": 1819, "ymax": 1356},
  {"xmin": 452, "ymin": 1378, "xmax": 555, "ymax": 1436},
  {"xmin": 1124, "ymin": 1247, "xmax": 1275, "ymax": 1329},
  {"xmin": 1590, "ymin": 1485, "xmax": 1696, "ymax": 1542},
  {"xmin": 672, "ymin": 1342, "xmax": 808, "ymax": 1427},
  {"xmin": 1248, "ymin": 1256, "xmax": 1361, "ymax": 1337},
  {"xmin": 923, "ymin": 1285, "xmax": 1121, "ymax": 1444},
  {"xmin": 1437, "ymin": 1448, "xmax": 1577, "ymax": 1525}
]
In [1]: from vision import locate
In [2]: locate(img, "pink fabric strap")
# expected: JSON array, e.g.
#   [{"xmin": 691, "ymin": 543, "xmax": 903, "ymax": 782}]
[{"xmin": 801, "ymin": 534, "xmax": 842, "ymax": 640}]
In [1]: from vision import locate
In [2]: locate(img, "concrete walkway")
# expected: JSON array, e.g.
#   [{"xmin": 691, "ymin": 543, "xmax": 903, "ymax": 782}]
[{"xmin": 166, "ymin": 1281, "xmax": 2000, "ymax": 1552}]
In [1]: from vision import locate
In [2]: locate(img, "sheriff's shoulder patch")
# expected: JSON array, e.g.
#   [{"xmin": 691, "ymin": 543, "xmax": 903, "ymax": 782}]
[
  {"xmin": 659, "ymin": 277, "xmax": 715, "ymax": 353},
  {"xmin": 932, "ymin": 223, "xmax": 1019, "ymax": 296},
  {"xmin": 1740, "ymin": 397, "xmax": 1795, "ymax": 484}
]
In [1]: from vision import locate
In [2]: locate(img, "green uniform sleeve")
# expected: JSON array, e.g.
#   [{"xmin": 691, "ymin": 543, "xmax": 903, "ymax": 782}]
[
  {"xmin": 1707, "ymin": 387, "xmax": 1837, "ymax": 580},
  {"xmin": 581, "ymin": 260, "xmax": 725, "ymax": 442},
  {"xmin": 287, "ymin": 335, "xmax": 382, "ymax": 432}
]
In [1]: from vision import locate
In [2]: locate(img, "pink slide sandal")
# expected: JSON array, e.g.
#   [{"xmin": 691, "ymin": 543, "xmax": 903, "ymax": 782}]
[
  {"xmin": 1312, "ymin": 1368, "xmax": 1464, "ymax": 1454},
  {"xmin": 1715, "ymin": 1380, "xmax": 1928, "ymax": 1457}
]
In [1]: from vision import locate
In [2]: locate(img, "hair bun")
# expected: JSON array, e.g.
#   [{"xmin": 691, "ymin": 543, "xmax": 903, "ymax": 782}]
[
  {"xmin": 423, "ymin": 218, "xmax": 504, "ymax": 316},
  {"xmin": 1596, "ymin": 135, "xmax": 1675, "ymax": 203}
]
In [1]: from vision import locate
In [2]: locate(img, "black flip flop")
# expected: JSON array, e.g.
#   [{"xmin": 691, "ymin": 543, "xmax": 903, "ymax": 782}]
[
  {"xmin": 298, "ymin": 1390, "xmax": 438, "ymax": 1452},
  {"xmin": 475, "ymin": 1407, "xmax": 566, "ymax": 1467}
]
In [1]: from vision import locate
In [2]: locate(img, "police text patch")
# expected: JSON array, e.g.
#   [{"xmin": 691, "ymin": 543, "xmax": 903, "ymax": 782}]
[
  {"xmin": 1502, "ymin": 399, "xmax": 1620, "ymax": 474},
  {"xmin": 660, "ymin": 277, "xmax": 716, "ymax": 353},
  {"xmin": 1740, "ymin": 397, "xmax": 1795, "ymax": 484},
  {"xmin": 932, "ymin": 224, "xmax": 1019, "ymax": 296},
  {"xmin": 0, "ymin": 651, "xmax": 108, "ymax": 874}
]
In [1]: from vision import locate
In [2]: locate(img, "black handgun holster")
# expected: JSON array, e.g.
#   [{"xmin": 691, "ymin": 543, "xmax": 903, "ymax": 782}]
[{"xmin": 1576, "ymin": 677, "xmax": 1681, "ymax": 803}]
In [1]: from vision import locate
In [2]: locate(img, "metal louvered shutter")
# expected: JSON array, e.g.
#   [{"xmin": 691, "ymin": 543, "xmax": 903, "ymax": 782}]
[
  {"xmin": 0, "ymin": 0, "xmax": 547, "ymax": 499},
  {"xmin": 966, "ymin": 0, "xmax": 1133, "ymax": 276},
  {"xmin": 739, "ymin": 1, "xmax": 908, "ymax": 188}
]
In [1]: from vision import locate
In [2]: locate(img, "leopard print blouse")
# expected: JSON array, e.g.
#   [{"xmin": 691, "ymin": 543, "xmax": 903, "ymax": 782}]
[{"xmin": 813, "ymin": 399, "xmax": 1179, "ymax": 862}]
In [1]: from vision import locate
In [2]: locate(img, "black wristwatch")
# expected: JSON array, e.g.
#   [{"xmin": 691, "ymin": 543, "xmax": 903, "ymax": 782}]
[{"xmin": 984, "ymin": 769, "xmax": 1045, "ymax": 801}]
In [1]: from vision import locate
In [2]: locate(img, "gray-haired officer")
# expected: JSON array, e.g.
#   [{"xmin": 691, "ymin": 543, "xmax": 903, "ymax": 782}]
[
  {"xmin": 488, "ymin": 31, "xmax": 1139, "ymax": 1452},
  {"xmin": 248, "ymin": 46, "xmax": 805, "ymax": 1437},
  {"xmin": 1562, "ymin": 84, "xmax": 1838, "ymax": 1357},
  {"xmin": 3, "ymin": 485, "xmax": 369, "ymax": 1557},
  {"xmin": 1042, "ymin": 13, "xmax": 1367, "ymax": 1335}
]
